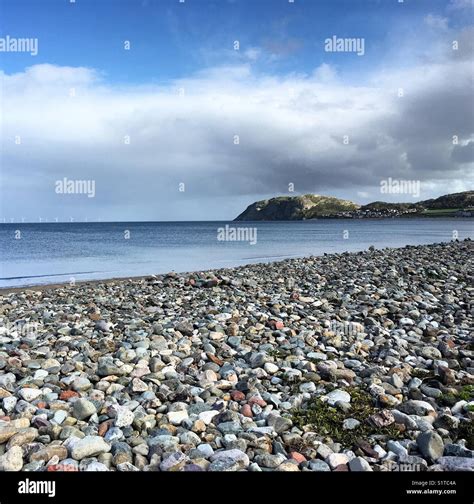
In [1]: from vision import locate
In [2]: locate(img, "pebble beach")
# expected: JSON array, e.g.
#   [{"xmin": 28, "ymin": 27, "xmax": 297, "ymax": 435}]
[{"xmin": 0, "ymin": 240, "xmax": 473, "ymax": 472}]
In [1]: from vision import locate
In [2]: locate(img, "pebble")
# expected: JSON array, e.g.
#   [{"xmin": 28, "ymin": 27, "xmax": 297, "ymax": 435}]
[
  {"xmin": 299, "ymin": 382, "xmax": 317, "ymax": 394},
  {"xmin": 210, "ymin": 449, "xmax": 249, "ymax": 468},
  {"xmin": 81, "ymin": 461, "xmax": 109, "ymax": 471},
  {"xmin": 198, "ymin": 410, "xmax": 219, "ymax": 425},
  {"xmin": 72, "ymin": 378, "xmax": 92, "ymax": 391},
  {"xmin": 327, "ymin": 453, "xmax": 349, "ymax": 469},
  {"xmin": 160, "ymin": 452, "xmax": 187, "ymax": 472},
  {"xmin": 31, "ymin": 445, "xmax": 68, "ymax": 463},
  {"xmin": 277, "ymin": 461, "xmax": 300, "ymax": 472},
  {"xmin": 0, "ymin": 446, "xmax": 24, "ymax": 471},
  {"xmin": 264, "ymin": 363, "xmax": 279, "ymax": 374},
  {"xmin": 324, "ymin": 390, "xmax": 351, "ymax": 406},
  {"xmin": 317, "ymin": 444, "xmax": 334, "ymax": 460},
  {"xmin": 309, "ymin": 460, "xmax": 331, "ymax": 471},
  {"xmin": 73, "ymin": 399, "xmax": 97, "ymax": 420},
  {"xmin": 266, "ymin": 414, "xmax": 292, "ymax": 433},
  {"xmin": 369, "ymin": 410, "xmax": 395, "ymax": 428},
  {"xmin": 115, "ymin": 408, "xmax": 135, "ymax": 428},
  {"xmin": 342, "ymin": 418, "xmax": 361, "ymax": 430},
  {"xmin": 53, "ymin": 410, "xmax": 68, "ymax": 425},
  {"xmin": 399, "ymin": 400, "xmax": 436, "ymax": 416},
  {"xmin": 208, "ymin": 458, "xmax": 242, "ymax": 471},
  {"xmin": 196, "ymin": 444, "xmax": 214, "ymax": 458},
  {"xmin": 387, "ymin": 440, "xmax": 408, "ymax": 459},
  {"xmin": 6, "ymin": 428, "xmax": 38, "ymax": 448},
  {"xmin": 437, "ymin": 457, "xmax": 474, "ymax": 472},
  {"xmin": 0, "ymin": 241, "xmax": 471, "ymax": 473},
  {"xmin": 349, "ymin": 457, "xmax": 373, "ymax": 472},
  {"xmin": 254, "ymin": 453, "xmax": 286, "ymax": 468},
  {"xmin": 71, "ymin": 436, "xmax": 111, "ymax": 460},
  {"xmin": 3, "ymin": 396, "xmax": 17, "ymax": 413},
  {"xmin": 416, "ymin": 431, "xmax": 444, "ymax": 461},
  {"xmin": 240, "ymin": 404, "xmax": 252, "ymax": 418},
  {"xmin": 421, "ymin": 347, "xmax": 442, "ymax": 360},
  {"xmin": 18, "ymin": 388, "xmax": 43, "ymax": 402}
]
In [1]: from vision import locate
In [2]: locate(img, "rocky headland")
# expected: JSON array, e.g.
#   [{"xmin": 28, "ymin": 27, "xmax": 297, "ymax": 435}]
[{"xmin": 235, "ymin": 191, "xmax": 474, "ymax": 220}]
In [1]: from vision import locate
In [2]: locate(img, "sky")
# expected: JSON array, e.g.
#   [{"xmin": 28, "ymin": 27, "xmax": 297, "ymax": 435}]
[{"xmin": 0, "ymin": 0, "xmax": 473, "ymax": 222}]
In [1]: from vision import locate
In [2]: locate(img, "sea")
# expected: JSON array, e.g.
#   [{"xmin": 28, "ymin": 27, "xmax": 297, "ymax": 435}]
[{"xmin": 0, "ymin": 219, "xmax": 473, "ymax": 288}]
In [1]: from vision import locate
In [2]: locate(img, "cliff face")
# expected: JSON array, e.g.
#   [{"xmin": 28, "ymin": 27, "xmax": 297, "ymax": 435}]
[{"xmin": 234, "ymin": 194, "xmax": 360, "ymax": 221}]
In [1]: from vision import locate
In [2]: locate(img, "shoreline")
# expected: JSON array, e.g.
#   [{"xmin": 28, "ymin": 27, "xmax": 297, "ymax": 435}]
[
  {"xmin": 0, "ymin": 240, "xmax": 473, "ymax": 473},
  {"xmin": 0, "ymin": 239, "xmax": 472, "ymax": 295},
  {"xmin": 1, "ymin": 215, "xmax": 473, "ymax": 226}
]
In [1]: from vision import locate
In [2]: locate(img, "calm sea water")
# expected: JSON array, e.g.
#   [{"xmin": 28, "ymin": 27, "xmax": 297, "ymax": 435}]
[{"xmin": 0, "ymin": 219, "xmax": 473, "ymax": 288}]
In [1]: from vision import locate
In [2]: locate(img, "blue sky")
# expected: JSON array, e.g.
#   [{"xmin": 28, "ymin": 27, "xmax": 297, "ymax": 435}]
[
  {"xmin": 1, "ymin": 0, "xmax": 463, "ymax": 83},
  {"xmin": 1, "ymin": 0, "xmax": 473, "ymax": 221}
]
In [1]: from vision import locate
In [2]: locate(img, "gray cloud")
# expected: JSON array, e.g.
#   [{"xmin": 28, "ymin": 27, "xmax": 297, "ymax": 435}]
[{"xmin": 452, "ymin": 140, "xmax": 474, "ymax": 163}]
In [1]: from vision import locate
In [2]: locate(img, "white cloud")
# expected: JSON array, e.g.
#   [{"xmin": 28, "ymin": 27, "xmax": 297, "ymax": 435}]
[
  {"xmin": 424, "ymin": 14, "xmax": 449, "ymax": 31},
  {"xmin": 244, "ymin": 47, "xmax": 261, "ymax": 61},
  {"xmin": 448, "ymin": 0, "xmax": 474, "ymax": 10}
]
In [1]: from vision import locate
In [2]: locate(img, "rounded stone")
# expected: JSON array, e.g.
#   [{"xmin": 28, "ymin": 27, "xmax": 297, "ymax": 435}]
[{"xmin": 73, "ymin": 398, "xmax": 97, "ymax": 420}]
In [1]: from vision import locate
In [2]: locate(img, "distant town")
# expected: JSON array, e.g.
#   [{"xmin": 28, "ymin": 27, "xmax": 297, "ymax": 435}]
[
  {"xmin": 325, "ymin": 207, "xmax": 421, "ymax": 219},
  {"xmin": 322, "ymin": 207, "xmax": 473, "ymax": 219}
]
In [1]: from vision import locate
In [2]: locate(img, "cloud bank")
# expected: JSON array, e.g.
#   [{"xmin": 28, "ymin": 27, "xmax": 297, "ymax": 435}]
[{"xmin": 1, "ymin": 28, "xmax": 473, "ymax": 221}]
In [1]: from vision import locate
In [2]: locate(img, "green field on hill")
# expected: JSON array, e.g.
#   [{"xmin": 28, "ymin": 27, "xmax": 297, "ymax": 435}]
[{"xmin": 422, "ymin": 208, "xmax": 460, "ymax": 215}]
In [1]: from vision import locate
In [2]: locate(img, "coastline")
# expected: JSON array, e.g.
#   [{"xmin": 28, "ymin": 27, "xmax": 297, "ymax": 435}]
[
  {"xmin": 0, "ymin": 238, "xmax": 472, "ymax": 295},
  {"xmin": 2, "ymin": 218, "xmax": 473, "ymax": 291},
  {"xmin": 0, "ymin": 240, "xmax": 473, "ymax": 473},
  {"xmin": 234, "ymin": 215, "xmax": 474, "ymax": 221}
]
